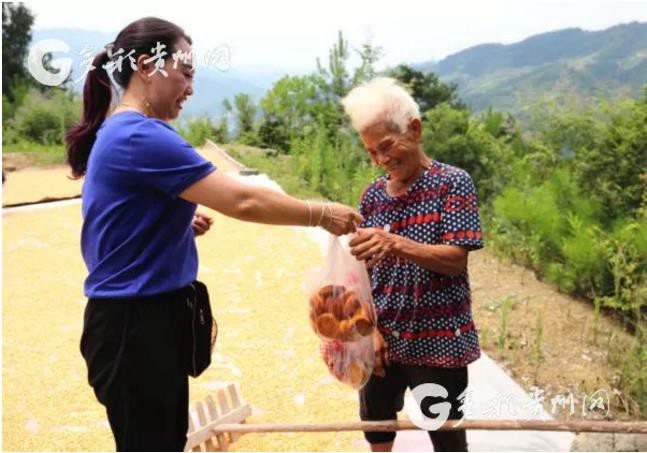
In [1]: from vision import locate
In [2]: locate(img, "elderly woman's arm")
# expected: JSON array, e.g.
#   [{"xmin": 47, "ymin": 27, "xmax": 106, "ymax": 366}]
[
  {"xmin": 349, "ymin": 227, "xmax": 468, "ymax": 276},
  {"xmin": 391, "ymin": 236, "xmax": 467, "ymax": 276}
]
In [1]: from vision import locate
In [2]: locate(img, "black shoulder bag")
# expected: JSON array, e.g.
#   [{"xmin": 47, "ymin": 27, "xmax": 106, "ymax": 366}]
[{"xmin": 186, "ymin": 280, "xmax": 218, "ymax": 377}]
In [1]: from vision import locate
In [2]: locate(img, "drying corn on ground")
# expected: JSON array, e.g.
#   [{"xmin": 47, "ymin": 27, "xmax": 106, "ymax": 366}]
[{"xmin": 2, "ymin": 149, "xmax": 370, "ymax": 452}]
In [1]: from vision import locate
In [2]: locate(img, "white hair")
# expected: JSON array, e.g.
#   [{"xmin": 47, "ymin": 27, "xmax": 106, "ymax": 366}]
[{"xmin": 341, "ymin": 77, "xmax": 420, "ymax": 133}]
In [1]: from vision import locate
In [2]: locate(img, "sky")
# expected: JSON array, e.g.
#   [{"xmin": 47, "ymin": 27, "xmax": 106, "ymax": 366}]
[{"xmin": 25, "ymin": 0, "xmax": 647, "ymax": 74}]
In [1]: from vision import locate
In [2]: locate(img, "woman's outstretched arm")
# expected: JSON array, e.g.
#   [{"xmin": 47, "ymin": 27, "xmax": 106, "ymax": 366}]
[{"xmin": 180, "ymin": 170, "xmax": 363, "ymax": 236}]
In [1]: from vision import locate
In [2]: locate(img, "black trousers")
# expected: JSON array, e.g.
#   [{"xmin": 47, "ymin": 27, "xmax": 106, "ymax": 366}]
[
  {"xmin": 359, "ymin": 362, "xmax": 469, "ymax": 451},
  {"xmin": 80, "ymin": 286, "xmax": 192, "ymax": 452}
]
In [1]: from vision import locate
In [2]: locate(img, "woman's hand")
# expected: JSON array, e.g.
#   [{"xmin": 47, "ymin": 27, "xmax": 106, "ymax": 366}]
[
  {"xmin": 321, "ymin": 203, "xmax": 364, "ymax": 236},
  {"xmin": 349, "ymin": 227, "xmax": 400, "ymax": 267},
  {"xmin": 192, "ymin": 212, "xmax": 214, "ymax": 236}
]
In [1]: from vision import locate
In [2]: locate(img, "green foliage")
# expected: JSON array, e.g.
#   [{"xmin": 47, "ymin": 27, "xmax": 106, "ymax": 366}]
[
  {"xmin": 177, "ymin": 116, "xmax": 228, "ymax": 147},
  {"xmin": 226, "ymin": 144, "xmax": 322, "ymax": 201},
  {"xmin": 595, "ymin": 218, "xmax": 647, "ymax": 321},
  {"xmin": 492, "ymin": 169, "xmax": 607, "ymax": 289},
  {"xmin": 493, "ymin": 296, "xmax": 517, "ymax": 354},
  {"xmin": 257, "ymin": 75, "xmax": 320, "ymax": 151},
  {"xmin": 389, "ymin": 64, "xmax": 465, "ymax": 112},
  {"xmin": 316, "ymin": 31, "xmax": 351, "ymax": 100},
  {"xmin": 231, "ymin": 93, "xmax": 257, "ymax": 138},
  {"xmin": 256, "ymin": 114, "xmax": 290, "ymax": 151},
  {"xmin": 290, "ymin": 124, "xmax": 380, "ymax": 206},
  {"xmin": 2, "ymin": 3, "xmax": 34, "ymax": 103},
  {"xmin": 571, "ymin": 96, "xmax": 647, "ymax": 220},
  {"xmin": 2, "ymin": 81, "xmax": 29, "ymax": 127},
  {"xmin": 422, "ymin": 103, "xmax": 519, "ymax": 203},
  {"xmin": 3, "ymin": 88, "xmax": 80, "ymax": 145},
  {"xmin": 608, "ymin": 324, "xmax": 647, "ymax": 417},
  {"xmin": 490, "ymin": 90, "xmax": 646, "ymax": 322},
  {"xmin": 352, "ymin": 37, "xmax": 384, "ymax": 85}
]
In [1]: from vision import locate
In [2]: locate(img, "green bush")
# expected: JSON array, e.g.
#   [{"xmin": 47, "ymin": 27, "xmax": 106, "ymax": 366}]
[
  {"xmin": 177, "ymin": 116, "xmax": 228, "ymax": 147},
  {"xmin": 290, "ymin": 124, "xmax": 381, "ymax": 206},
  {"xmin": 422, "ymin": 103, "xmax": 520, "ymax": 204},
  {"xmin": 3, "ymin": 89, "xmax": 80, "ymax": 145}
]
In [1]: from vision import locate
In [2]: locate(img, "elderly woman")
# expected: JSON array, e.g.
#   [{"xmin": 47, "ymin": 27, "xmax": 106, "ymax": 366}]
[{"xmin": 343, "ymin": 78, "xmax": 484, "ymax": 452}]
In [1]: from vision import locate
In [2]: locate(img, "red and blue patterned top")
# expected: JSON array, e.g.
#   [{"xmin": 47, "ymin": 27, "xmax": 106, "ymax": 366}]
[{"xmin": 358, "ymin": 160, "xmax": 484, "ymax": 368}]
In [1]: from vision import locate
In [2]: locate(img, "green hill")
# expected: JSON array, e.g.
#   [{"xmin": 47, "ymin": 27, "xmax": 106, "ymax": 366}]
[{"xmin": 418, "ymin": 22, "xmax": 647, "ymax": 113}]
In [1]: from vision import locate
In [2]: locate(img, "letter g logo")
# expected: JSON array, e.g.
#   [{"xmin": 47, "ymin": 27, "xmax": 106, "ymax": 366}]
[
  {"xmin": 404, "ymin": 383, "xmax": 451, "ymax": 431},
  {"xmin": 27, "ymin": 39, "xmax": 73, "ymax": 86}
]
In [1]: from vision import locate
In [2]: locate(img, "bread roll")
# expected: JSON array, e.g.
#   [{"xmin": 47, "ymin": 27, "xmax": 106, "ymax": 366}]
[
  {"xmin": 342, "ymin": 293, "xmax": 361, "ymax": 318},
  {"xmin": 350, "ymin": 313, "xmax": 374, "ymax": 337},
  {"xmin": 310, "ymin": 293, "xmax": 326, "ymax": 316},
  {"xmin": 319, "ymin": 285, "xmax": 334, "ymax": 300},
  {"xmin": 315, "ymin": 313, "xmax": 340, "ymax": 338},
  {"xmin": 337, "ymin": 319, "xmax": 354, "ymax": 341},
  {"xmin": 330, "ymin": 297, "xmax": 346, "ymax": 320}
]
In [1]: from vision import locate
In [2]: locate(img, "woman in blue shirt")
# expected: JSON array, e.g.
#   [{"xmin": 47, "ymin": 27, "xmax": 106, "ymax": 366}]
[{"xmin": 67, "ymin": 17, "xmax": 361, "ymax": 451}]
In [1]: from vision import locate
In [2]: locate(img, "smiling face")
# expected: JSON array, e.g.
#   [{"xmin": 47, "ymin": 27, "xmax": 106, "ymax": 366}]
[
  {"xmin": 144, "ymin": 37, "xmax": 195, "ymax": 121},
  {"xmin": 360, "ymin": 118, "xmax": 427, "ymax": 182}
]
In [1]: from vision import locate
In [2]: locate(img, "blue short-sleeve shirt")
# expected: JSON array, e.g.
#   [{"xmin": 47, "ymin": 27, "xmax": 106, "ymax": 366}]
[{"xmin": 81, "ymin": 111, "xmax": 216, "ymax": 298}]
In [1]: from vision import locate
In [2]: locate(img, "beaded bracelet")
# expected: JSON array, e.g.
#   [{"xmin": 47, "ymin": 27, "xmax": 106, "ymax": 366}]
[{"xmin": 306, "ymin": 201, "xmax": 313, "ymax": 227}]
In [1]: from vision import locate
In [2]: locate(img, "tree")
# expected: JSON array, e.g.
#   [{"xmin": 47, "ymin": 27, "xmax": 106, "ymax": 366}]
[
  {"xmin": 213, "ymin": 117, "xmax": 229, "ymax": 144},
  {"xmin": 313, "ymin": 31, "xmax": 357, "ymax": 137},
  {"xmin": 222, "ymin": 98, "xmax": 232, "ymax": 115},
  {"xmin": 2, "ymin": 3, "xmax": 34, "ymax": 101},
  {"xmin": 232, "ymin": 93, "xmax": 257, "ymax": 137},
  {"xmin": 388, "ymin": 64, "xmax": 465, "ymax": 113},
  {"xmin": 572, "ymin": 90, "xmax": 647, "ymax": 220},
  {"xmin": 258, "ymin": 75, "xmax": 319, "ymax": 151},
  {"xmin": 317, "ymin": 31, "xmax": 351, "ymax": 100},
  {"xmin": 352, "ymin": 36, "xmax": 384, "ymax": 85}
]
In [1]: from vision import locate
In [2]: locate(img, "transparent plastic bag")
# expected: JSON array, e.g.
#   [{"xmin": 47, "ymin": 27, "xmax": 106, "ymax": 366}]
[{"xmin": 306, "ymin": 236, "xmax": 377, "ymax": 389}]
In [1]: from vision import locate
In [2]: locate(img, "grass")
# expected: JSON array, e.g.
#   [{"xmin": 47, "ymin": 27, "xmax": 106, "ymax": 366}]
[
  {"xmin": 482, "ymin": 295, "xmax": 519, "ymax": 355},
  {"xmin": 223, "ymin": 143, "xmax": 326, "ymax": 201}
]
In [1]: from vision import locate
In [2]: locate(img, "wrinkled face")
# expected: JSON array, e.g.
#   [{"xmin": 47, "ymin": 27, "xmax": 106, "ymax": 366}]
[
  {"xmin": 145, "ymin": 37, "xmax": 195, "ymax": 121},
  {"xmin": 359, "ymin": 118, "xmax": 423, "ymax": 181}
]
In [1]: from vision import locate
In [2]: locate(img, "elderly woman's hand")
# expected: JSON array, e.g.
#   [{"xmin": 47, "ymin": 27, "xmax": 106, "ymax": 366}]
[
  {"xmin": 192, "ymin": 212, "xmax": 214, "ymax": 236},
  {"xmin": 349, "ymin": 227, "xmax": 400, "ymax": 267}
]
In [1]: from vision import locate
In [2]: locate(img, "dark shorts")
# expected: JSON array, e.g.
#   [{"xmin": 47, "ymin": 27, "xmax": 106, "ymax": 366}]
[
  {"xmin": 359, "ymin": 361, "xmax": 469, "ymax": 451},
  {"xmin": 80, "ymin": 286, "xmax": 192, "ymax": 451}
]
